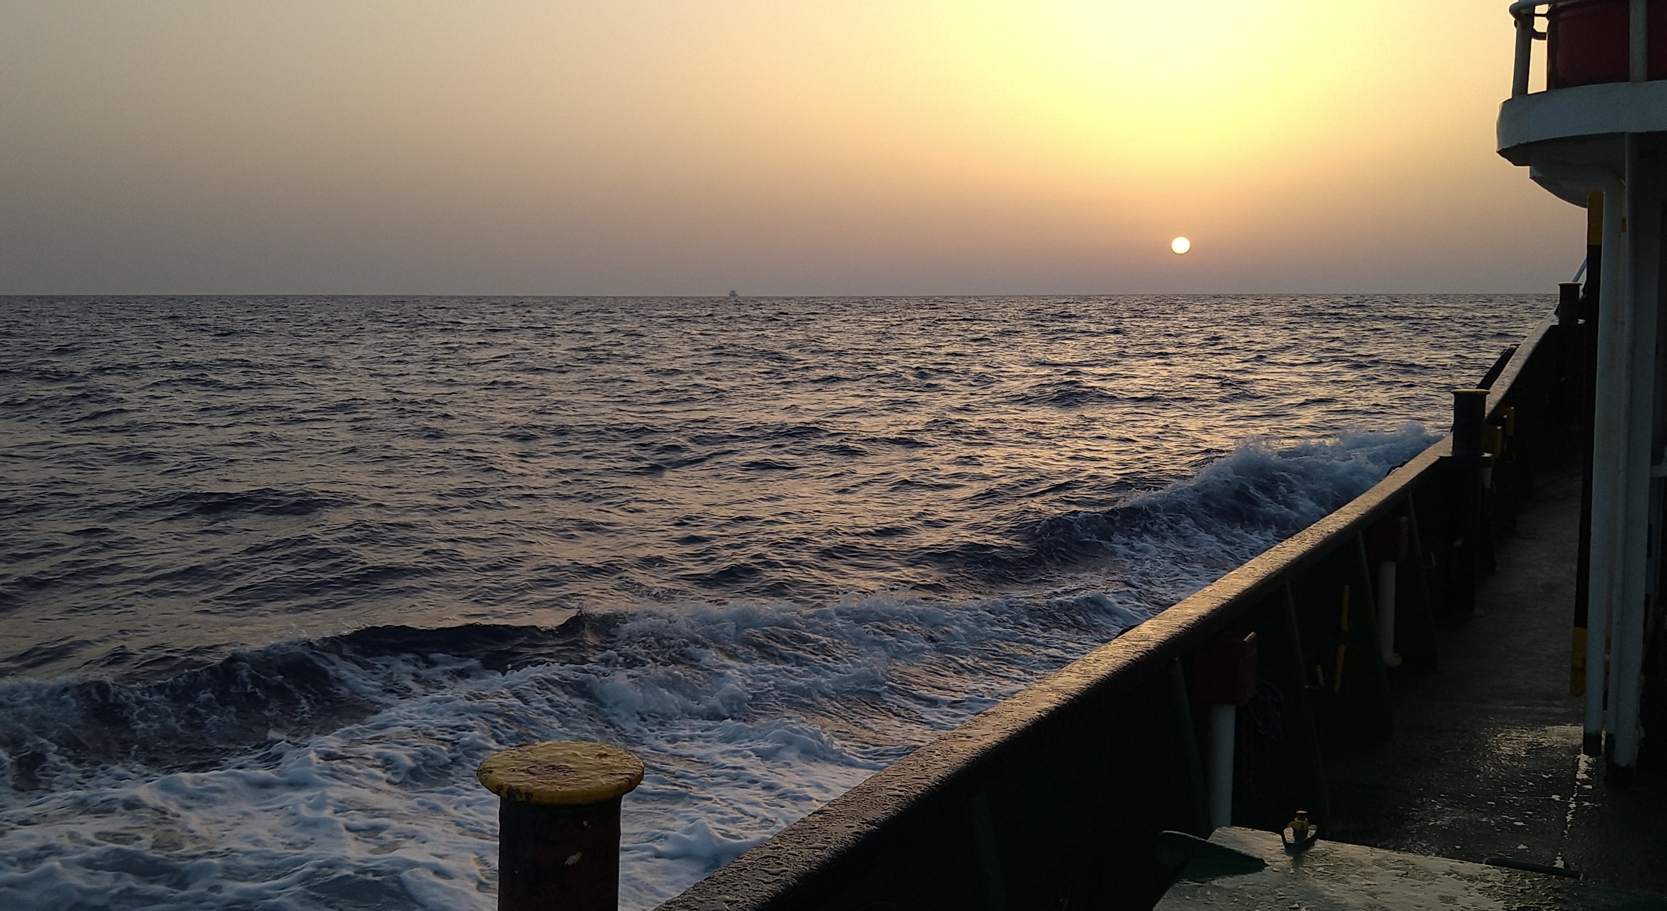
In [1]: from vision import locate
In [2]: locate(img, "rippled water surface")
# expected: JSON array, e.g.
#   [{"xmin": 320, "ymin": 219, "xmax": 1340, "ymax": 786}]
[{"xmin": 0, "ymin": 295, "xmax": 1543, "ymax": 909}]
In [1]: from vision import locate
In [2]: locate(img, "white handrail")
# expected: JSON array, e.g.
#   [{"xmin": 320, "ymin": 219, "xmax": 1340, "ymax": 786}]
[
  {"xmin": 1510, "ymin": 1, "xmax": 1550, "ymax": 98},
  {"xmin": 1507, "ymin": 0, "xmax": 1650, "ymax": 98},
  {"xmin": 1514, "ymin": 5, "xmax": 1540, "ymax": 97}
]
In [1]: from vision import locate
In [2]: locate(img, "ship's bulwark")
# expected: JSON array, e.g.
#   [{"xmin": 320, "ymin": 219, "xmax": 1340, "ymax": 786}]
[{"xmin": 665, "ymin": 307, "xmax": 1667, "ymax": 908}]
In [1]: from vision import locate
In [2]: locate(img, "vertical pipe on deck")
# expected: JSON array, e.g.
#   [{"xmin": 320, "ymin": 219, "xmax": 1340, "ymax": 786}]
[
  {"xmin": 1377, "ymin": 560, "xmax": 1398, "ymax": 665},
  {"xmin": 1345, "ymin": 535, "xmax": 1395, "ymax": 741},
  {"xmin": 1513, "ymin": 5, "xmax": 1535, "ymax": 97},
  {"xmin": 1450, "ymin": 389, "xmax": 1490, "ymax": 615},
  {"xmin": 1587, "ymin": 171, "xmax": 1628, "ymax": 758},
  {"xmin": 1167, "ymin": 660, "xmax": 1213, "ymax": 835},
  {"xmin": 1278, "ymin": 586, "xmax": 1329, "ymax": 823},
  {"xmin": 1207, "ymin": 704, "xmax": 1236, "ymax": 830},
  {"xmin": 1611, "ymin": 133, "xmax": 1658, "ymax": 771},
  {"xmin": 1187, "ymin": 635, "xmax": 1256, "ymax": 831},
  {"xmin": 1400, "ymin": 498, "xmax": 1440, "ymax": 667},
  {"xmin": 965, "ymin": 792, "xmax": 1010, "ymax": 911},
  {"xmin": 1369, "ymin": 515, "xmax": 1408, "ymax": 668},
  {"xmin": 1575, "ymin": 198, "xmax": 1603, "ymax": 698}
]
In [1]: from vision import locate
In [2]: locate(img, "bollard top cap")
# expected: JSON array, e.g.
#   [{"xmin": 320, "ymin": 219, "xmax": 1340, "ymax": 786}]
[{"xmin": 477, "ymin": 740, "xmax": 644, "ymax": 806}]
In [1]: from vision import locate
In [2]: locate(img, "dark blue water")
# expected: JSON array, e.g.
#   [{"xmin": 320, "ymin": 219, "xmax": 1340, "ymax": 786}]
[{"xmin": 0, "ymin": 295, "xmax": 1543, "ymax": 909}]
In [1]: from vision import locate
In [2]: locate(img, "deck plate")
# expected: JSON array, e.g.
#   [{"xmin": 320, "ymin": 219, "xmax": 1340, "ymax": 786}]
[{"xmin": 1155, "ymin": 827, "xmax": 1667, "ymax": 911}]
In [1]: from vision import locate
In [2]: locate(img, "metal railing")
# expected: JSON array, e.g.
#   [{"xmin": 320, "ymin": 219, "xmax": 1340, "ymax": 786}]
[{"xmin": 1510, "ymin": 0, "xmax": 1655, "ymax": 97}]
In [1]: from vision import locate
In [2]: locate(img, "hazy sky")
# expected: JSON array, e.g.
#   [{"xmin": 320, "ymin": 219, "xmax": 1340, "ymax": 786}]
[{"xmin": 1, "ymin": 1, "xmax": 1582, "ymax": 295}]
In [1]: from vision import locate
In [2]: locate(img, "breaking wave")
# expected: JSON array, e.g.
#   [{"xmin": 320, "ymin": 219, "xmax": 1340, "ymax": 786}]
[{"xmin": 0, "ymin": 425, "xmax": 1438, "ymax": 910}]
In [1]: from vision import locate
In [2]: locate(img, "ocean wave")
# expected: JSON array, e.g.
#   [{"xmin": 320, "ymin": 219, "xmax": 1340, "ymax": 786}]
[
  {"xmin": 0, "ymin": 425, "xmax": 1440, "ymax": 910},
  {"xmin": 1011, "ymin": 378, "xmax": 1128, "ymax": 408},
  {"xmin": 146, "ymin": 488, "xmax": 354, "ymax": 521},
  {"xmin": 0, "ymin": 619, "xmax": 615, "ymax": 788},
  {"xmin": 1031, "ymin": 423, "xmax": 1436, "ymax": 601},
  {"xmin": 908, "ymin": 424, "xmax": 1437, "ymax": 600},
  {"xmin": 0, "ymin": 589, "xmax": 1148, "ymax": 910}
]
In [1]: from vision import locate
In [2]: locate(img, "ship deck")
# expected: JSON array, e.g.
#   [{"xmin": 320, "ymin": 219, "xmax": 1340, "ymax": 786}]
[
  {"xmin": 1156, "ymin": 826, "xmax": 1665, "ymax": 911},
  {"xmin": 1321, "ymin": 469, "xmax": 1667, "ymax": 895}
]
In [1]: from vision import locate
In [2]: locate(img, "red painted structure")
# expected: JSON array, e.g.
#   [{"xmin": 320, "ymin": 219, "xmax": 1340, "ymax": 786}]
[{"xmin": 1548, "ymin": 0, "xmax": 1667, "ymax": 87}]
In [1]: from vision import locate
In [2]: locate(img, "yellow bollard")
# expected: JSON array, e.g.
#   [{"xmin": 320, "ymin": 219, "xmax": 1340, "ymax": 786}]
[{"xmin": 478, "ymin": 740, "xmax": 645, "ymax": 911}]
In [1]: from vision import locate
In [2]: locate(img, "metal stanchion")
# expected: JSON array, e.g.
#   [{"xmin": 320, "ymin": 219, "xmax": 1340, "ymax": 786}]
[
  {"xmin": 1368, "ymin": 516, "xmax": 1409, "ymax": 667},
  {"xmin": 1185, "ymin": 633, "xmax": 1258, "ymax": 830},
  {"xmin": 1448, "ymin": 388, "xmax": 1490, "ymax": 615}
]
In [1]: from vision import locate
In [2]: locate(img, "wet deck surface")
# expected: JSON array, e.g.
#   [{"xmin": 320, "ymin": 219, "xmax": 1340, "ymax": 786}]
[
  {"xmin": 1157, "ymin": 827, "xmax": 1667, "ymax": 911},
  {"xmin": 1323, "ymin": 470, "xmax": 1667, "ymax": 894}
]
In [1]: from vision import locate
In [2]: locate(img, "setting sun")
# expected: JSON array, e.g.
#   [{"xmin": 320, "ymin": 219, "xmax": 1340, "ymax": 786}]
[
  {"xmin": 0, "ymin": 1, "xmax": 1580, "ymax": 293},
  {"xmin": 1171, "ymin": 237, "xmax": 1191, "ymax": 255}
]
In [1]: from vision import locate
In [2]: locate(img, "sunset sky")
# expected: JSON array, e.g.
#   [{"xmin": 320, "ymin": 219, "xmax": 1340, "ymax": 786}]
[{"xmin": 1, "ymin": 1, "xmax": 1583, "ymax": 295}]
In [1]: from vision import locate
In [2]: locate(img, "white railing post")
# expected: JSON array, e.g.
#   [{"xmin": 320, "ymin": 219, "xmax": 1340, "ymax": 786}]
[
  {"xmin": 1186, "ymin": 633, "xmax": 1257, "ymax": 831},
  {"xmin": 1513, "ymin": 4, "xmax": 1537, "ymax": 97},
  {"xmin": 1207, "ymin": 703, "xmax": 1236, "ymax": 829}
]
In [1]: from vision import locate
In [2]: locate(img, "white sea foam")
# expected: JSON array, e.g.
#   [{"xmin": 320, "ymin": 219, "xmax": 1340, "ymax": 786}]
[
  {"xmin": 0, "ymin": 426, "xmax": 1437, "ymax": 910},
  {"xmin": 0, "ymin": 590, "xmax": 1135, "ymax": 910}
]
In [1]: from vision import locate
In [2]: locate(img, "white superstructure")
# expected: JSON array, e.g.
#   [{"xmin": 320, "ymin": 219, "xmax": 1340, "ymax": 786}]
[{"xmin": 1498, "ymin": 0, "xmax": 1666, "ymax": 774}]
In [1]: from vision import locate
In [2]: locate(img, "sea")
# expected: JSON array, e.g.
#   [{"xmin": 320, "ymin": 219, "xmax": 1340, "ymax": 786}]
[{"xmin": 0, "ymin": 294, "xmax": 1543, "ymax": 910}]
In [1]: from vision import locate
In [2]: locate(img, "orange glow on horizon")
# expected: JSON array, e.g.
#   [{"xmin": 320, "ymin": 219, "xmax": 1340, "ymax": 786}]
[{"xmin": 0, "ymin": 0, "xmax": 1583, "ymax": 294}]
